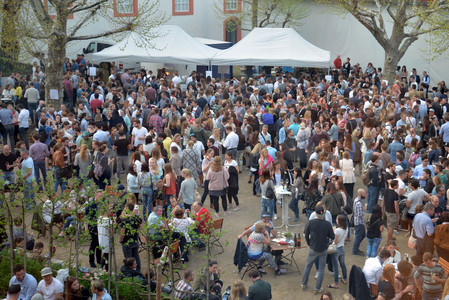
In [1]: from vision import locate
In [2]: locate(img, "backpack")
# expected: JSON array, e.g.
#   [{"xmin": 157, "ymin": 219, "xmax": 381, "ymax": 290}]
[
  {"xmin": 94, "ymin": 155, "xmax": 105, "ymax": 178},
  {"xmin": 361, "ymin": 167, "xmax": 371, "ymax": 185}
]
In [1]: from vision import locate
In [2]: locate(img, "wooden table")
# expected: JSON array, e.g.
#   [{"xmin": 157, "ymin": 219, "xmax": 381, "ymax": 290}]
[{"xmin": 270, "ymin": 241, "xmax": 307, "ymax": 275}]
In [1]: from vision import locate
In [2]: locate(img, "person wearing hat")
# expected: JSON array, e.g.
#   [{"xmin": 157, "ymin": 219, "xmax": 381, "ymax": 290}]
[
  {"xmin": 301, "ymin": 205, "xmax": 335, "ymax": 294},
  {"xmin": 79, "ymin": 130, "xmax": 93, "ymax": 150},
  {"xmin": 237, "ymin": 214, "xmax": 286, "ymax": 269},
  {"xmin": 37, "ymin": 267, "xmax": 63, "ymax": 300}
]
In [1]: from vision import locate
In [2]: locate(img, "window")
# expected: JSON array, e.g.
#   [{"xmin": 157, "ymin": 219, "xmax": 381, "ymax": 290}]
[
  {"xmin": 224, "ymin": 0, "xmax": 241, "ymax": 13},
  {"xmin": 43, "ymin": 0, "xmax": 74, "ymax": 19},
  {"xmin": 223, "ymin": 18, "xmax": 241, "ymax": 44},
  {"xmin": 114, "ymin": 0, "xmax": 138, "ymax": 17},
  {"xmin": 172, "ymin": 0, "xmax": 193, "ymax": 16}
]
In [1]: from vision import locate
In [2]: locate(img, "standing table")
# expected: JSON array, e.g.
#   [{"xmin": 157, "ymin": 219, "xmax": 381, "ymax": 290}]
[{"xmin": 274, "ymin": 186, "xmax": 300, "ymax": 231}]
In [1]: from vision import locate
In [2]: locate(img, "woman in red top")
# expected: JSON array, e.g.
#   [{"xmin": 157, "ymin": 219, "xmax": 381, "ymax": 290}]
[{"xmin": 163, "ymin": 163, "xmax": 177, "ymax": 205}]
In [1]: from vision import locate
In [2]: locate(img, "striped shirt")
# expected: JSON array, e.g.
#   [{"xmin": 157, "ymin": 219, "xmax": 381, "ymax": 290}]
[{"xmin": 414, "ymin": 263, "xmax": 446, "ymax": 294}]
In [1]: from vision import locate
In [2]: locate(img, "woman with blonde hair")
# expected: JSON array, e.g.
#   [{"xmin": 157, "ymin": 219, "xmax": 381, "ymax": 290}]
[
  {"xmin": 340, "ymin": 152, "xmax": 356, "ymax": 200},
  {"xmin": 74, "ymin": 144, "xmax": 91, "ymax": 179},
  {"xmin": 207, "ymin": 156, "xmax": 229, "ymax": 217},
  {"xmin": 228, "ymin": 280, "xmax": 248, "ymax": 300},
  {"xmin": 258, "ymin": 148, "xmax": 274, "ymax": 176}
]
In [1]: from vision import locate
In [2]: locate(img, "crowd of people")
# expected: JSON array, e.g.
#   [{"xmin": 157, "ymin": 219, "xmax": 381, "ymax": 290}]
[{"xmin": 2, "ymin": 53, "xmax": 449, "ymax": 300}]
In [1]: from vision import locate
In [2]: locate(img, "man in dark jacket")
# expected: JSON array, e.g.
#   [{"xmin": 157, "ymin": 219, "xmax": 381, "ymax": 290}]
[
  {"xmin": 248, "ymin": 270, "xmax": 271, "ymax": 300},
  {"xmin": 367, "ymin": 154, "xmax": 382, "ymax": 213},
  {"xmin": 301, "ymin": 206, "xmax": 335, "ymax": 295}
]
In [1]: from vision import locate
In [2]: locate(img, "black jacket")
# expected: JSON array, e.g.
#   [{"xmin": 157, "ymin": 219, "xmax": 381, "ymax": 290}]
[
  {"xmin": 119, "ymin": 265, "xmax": 148, "ymax": 285},
  {"xmin": 233, "ymin": 238, "xmax": 248, "ymax": 272},
  {"xmin": 227, "ymin": 166, "xmax": 239, "ymax": 189},
  {"xmin": 349, "ymin": 265, "xmax": 371, "ymax": 300}
]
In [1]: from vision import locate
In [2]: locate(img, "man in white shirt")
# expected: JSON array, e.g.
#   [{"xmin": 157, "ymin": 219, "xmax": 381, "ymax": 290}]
[
  {"xmin": 93, "ymin": 123, "xmax": 109, "ymax": 143},
  {"xmin": 17, "ymin": 104, "xmax": 30, "ymax": 149},
  {"xmin": 131, "ymin": 119, "xmax": 148, "ymax": 149},
  {"xmin": 222, "ymin": 126, "xmax": 239, "ymax": 160},
  {"xmin": 37, "ymin": 267, "xmax": 64, "ymax": 300},
  {"xmin": 172, "ymin": 71, "xmax": 182, "ymax": 87},
  {"xmin": 191, "ymin": 135, "xmax": 205, "ymax": 161},
  {"xmin": 362, "ymin": 250, "xmax": 391, "ymax": 285},
  {"xmin": 89, "ymin": 88, "xmax": 104, "ymax": 103}
]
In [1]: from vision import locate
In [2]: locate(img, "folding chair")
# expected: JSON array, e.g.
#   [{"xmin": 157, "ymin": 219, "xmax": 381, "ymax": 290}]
[
  {"xmin": 210, "ymin": 218, "xmax": 224, "ymax": 254},
  {"xmin": 238, "ymin": 245, "xmax": 267, "ymax": 279}
]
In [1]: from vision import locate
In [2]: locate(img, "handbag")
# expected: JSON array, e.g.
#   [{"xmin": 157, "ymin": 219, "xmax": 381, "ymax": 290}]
[
  {"xmin": 327, "ymin": 243, "xmax": 337, "ymax": 255},
  {"xmin": 94, "ymin": 155, "xmax": 105, "ymax": 178},
  {"xmin": 408, "ymin": 229, "xmax": 417, "ymax": 249},
  {"xmin": 342, "ymin": 201, "xmax": 353, "ymax": 215}
]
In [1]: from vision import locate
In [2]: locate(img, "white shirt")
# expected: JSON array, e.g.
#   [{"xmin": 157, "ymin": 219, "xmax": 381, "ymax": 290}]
[
  {"xmin": 193, "ymin": 141, "xmax": 205, "ymax": 160},
  {"xmin": 223, "ymin": 131, "xmax": 239, "ymax": 149},
  {"xmin": 363, "ymin": 257, "xmax": 383, "ymax": 285},
  {"xmin": 309, "ymin": 210, "xmax": 332, "ymax": 224},
  {"xmin": 172, "ymin": 76, "xmax": 182, "ymax": 86},
  {"xmin": 42, "ymin": 200, "xmax": 64, "ymax": 224},
  {"xmin": 93, "ymin": 130, "xmax": 109, "ymax": 143},
  {"xmin": 89, "ymin": 93, "xmax": 104, "ymax": 103},
  {"xmin": 127, "ymin": 96, "xmax": 135, "ymax": 106},
  {"xmin": 37, "ymin": 278, "xmax": 64, "ymax": 300},
  {"xmin": 132, "ymin": 126, "xmax": 148, "ymax": 147},
  {"xmin": 18, "ymin": 109, "xmax": 30, "ymax": 128}
]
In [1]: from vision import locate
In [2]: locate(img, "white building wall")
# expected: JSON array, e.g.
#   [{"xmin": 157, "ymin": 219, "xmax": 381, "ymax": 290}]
[{"xmin": 63, "ymin": 1, "xmax": 448, "ymax": 84}]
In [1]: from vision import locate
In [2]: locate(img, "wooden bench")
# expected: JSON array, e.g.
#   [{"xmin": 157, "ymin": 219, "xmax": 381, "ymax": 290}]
[{"xmin": 438, "ymin": 257, "xmax": 449, "ymax": 276}]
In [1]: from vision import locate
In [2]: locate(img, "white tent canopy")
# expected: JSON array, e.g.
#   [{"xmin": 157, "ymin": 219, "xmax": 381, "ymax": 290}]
[
  {"xmin": 92, "ymin": 25, "xmax": 219, "ymax": 65},
  {"xmin": 211, "ymin": 27, "xmax": 330, "ymax": 68}
]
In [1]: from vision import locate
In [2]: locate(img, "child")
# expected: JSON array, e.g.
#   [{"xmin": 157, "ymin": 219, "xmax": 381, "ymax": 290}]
[{"xmin": 178, "ymin": 168, "xmax": 198, "ymax": 211}]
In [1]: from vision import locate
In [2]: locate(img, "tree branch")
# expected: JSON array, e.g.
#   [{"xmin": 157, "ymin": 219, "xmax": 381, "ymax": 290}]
[
  {"xmin": 70, "ymin": 0, "xmax": 109, "ymax": 14},
  {"xmin": 68, "ymin": 5, "xmax": 102, "ymax": 38},
  {"xmin": 67, "ymin": 24, "xmax": 132, "ymax": 42},
  {"xmin": 29, "ymin": 0, "xmax": 53, "ymax": 31}
]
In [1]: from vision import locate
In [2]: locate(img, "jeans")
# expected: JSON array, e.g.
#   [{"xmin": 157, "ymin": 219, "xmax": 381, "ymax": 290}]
[
  {"xmin": 289, "ymin": 195, "xmax": 300, "ymax": 219},
  {"xmin": 367, "ymin": 185, "xmax": 380, "ymax": 213},
  {"xmin": 141, "ymin": 187, "xmax": 153, "ymax": 220},
  {"xmin": 63, "ymin": 216, "xmax": 75, "ymax": 230},
  {"xmin": 3, "ymin": 171, "xmax": 15, "ymax": 184},
  {"xmin": 24, "ymin": 181, "xmax": 35, "ymax": 209},
  {"xmin": 331, "ymin": 247, "xmax": 347, "ymax": 284},
  {"xmin": 261, "ymin": 198, "xmax": 275, "ymax": 219},
  {"xmin": 344, "ymin": 183, "xmax": 354, "ymax": 201},
  {"xmin": 2, "ymin": 124, "xmax": 15, "ymax": 151},
  {"xmin": 306, "ymin": 208, "xmax": 314, "ymax": 219},
  {"xmin": 299, "ymin": 148, "xmax": 307, "ymax": 169},
  {"xmin": 353, "ymin": 224, "xmax": 366, "ymax": 254},
  {"xmin": 116, "ymin": 155, "xmax": 129, "ymax": 181},
  {"xmin": 201, "ymin": 180, "xmax": 209, "ymax": 205},
  {"xmin": 122, "ymin": 243, "xmax": 141, "ymax": 272},
  {"xmin": 53, "ymin": 167, "xmax": 66, "ymax": 193},
  {"xmin": 34, "ymin": 161, "xmax": 47, "ymax": 190},
  {"xmin": 302, "ymin": 248, "xmax": 328, "ymax": 291},
  {"xmin": 19, "ymin": 127, "xmax": 29, "ymax": 149},
  {"xmin": 28, "ymin": 102, "xmax": 38, "ymax": 125},
  {"xmin": 366, "ymin": 237, "xmax": 382, "ymax": 257}
]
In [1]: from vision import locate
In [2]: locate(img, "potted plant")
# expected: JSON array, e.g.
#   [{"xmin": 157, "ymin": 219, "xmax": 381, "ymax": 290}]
[{"xmin": 283, "ymin": 232, "xmax": 292, "ymax": 241}]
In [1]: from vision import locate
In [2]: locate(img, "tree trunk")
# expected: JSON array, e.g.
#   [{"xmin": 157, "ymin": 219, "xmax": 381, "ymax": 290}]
[
  {"xmin": 383, "ymin": 48, "xmax": 401, "ymax": 86},
  {"xmin": 45, "ymin": 33, "xmax": 66, "ymax": 108},
  {"xmin": 1, "ymin": 0, "xmax": 21, "ymax": 69},
  {"xmin": 251, "ymin": 0, "xmax": 259, "ymax": 29}
]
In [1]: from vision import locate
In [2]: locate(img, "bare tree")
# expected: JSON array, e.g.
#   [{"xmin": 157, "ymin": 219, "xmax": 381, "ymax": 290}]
[
  {"xmin": 213, "ymin": 0, "xmax": 309, "ymax": 32},
  {"xmin": 10, "ymin": 0, "xmax": 169, "ymax": 107},
  {"xmin": 319, "ymin": 0, "xmax": 449, "ymax": 84}
]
